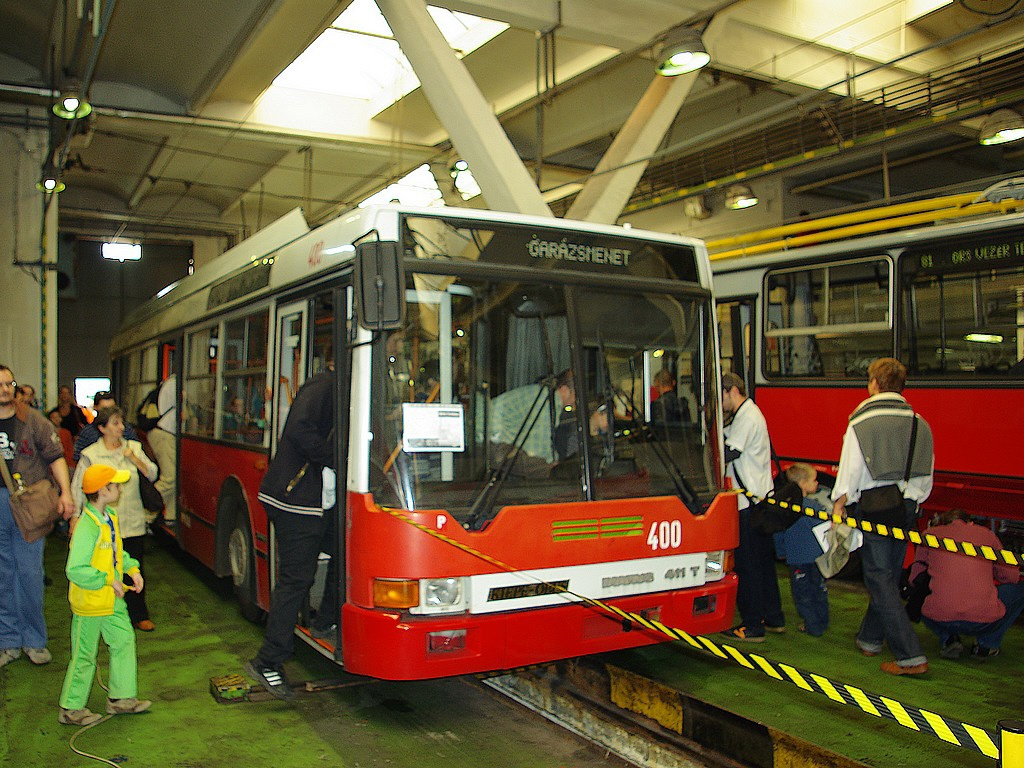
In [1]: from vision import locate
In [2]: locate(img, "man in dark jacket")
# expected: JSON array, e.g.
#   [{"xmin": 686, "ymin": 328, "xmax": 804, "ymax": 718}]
[{"xmin": 246, "ymin": 370, "xmax": 335, "ymax": 699}]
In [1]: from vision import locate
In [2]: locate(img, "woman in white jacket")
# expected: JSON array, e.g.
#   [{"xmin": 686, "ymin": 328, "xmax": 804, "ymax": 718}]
[{"xmin": 72, "ymin": 407, "xmax": 158, "ymax": 631}]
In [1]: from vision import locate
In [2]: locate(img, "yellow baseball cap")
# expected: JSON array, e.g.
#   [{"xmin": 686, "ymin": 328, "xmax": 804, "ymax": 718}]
[{"xmin": 82, "ymin": 464, "xmax": 131, "ymax": 494}]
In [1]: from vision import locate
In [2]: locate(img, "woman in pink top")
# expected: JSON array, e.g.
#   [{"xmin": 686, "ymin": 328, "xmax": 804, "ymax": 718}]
[{"xmin": 912, "ymin": 509, "xmax": 1024, "ymax": 659}]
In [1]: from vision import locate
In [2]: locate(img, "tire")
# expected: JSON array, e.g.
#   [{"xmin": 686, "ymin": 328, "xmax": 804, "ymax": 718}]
[{"xmin": 228, "ymin": 513, "xmax": 265, "ymax": 623}]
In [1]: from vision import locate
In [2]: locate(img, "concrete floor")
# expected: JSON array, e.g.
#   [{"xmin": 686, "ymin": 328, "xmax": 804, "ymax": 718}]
[
  {"xmin": 1, "ymin": 536, "xmax": 632, "ymax": 768},
  {"xmin": 607, "ymin": 568, "xmax": 1023, "ymax": 768}
]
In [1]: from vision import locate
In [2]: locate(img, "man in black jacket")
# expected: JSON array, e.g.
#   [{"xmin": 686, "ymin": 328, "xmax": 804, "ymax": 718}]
[{"xmin": 246, "ymin": 370, "xmax": 335, "ymax": 699}]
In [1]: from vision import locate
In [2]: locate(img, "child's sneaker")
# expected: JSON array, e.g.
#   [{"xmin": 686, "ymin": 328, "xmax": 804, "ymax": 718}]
[
  {"xmin": 23, "ymin": 647, "xmax": 52, "ymax": 665},
  {"xmin": 59, "ymin": 708, "xmax": 103, "ymax": 726},
  {"xmin": 970, "ymin": 644, "xmax": 999, "ymax": 659},
  {"xmin": 106, "ymin": 697, "xmax": 152, "ymax": 714}
]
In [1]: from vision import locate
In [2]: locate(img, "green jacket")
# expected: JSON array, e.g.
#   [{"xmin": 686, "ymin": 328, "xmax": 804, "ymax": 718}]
[{"xmin": 66, "ymin": 502, "xmax": 140, "ymax": 617}]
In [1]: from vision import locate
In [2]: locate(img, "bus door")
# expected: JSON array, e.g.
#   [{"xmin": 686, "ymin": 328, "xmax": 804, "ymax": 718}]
[
  {"xmin": 272, "ymin": 301, "xmax": 309, "ymax": 449},
  {"xmin": 716, "ymin": 298, "xmax": 755, "ymax": 395}
]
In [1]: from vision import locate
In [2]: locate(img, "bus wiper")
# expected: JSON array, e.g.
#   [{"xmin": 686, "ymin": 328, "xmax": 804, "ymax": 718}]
[
  {"xmin": 465, "ymin": 377, "xmax": 556, "ymax": 530},
  {"xmin": 616, "ymin": 385, "xmax": 703, "ymax": 516}
]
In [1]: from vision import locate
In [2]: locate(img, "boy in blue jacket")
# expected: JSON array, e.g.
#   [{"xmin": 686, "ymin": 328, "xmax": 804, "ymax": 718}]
[
  {"xmin": 58, "ymin": 464, "xmax": 151, "ymax": 726},
  {"xmin": 773, "ymin": 463, "xmax": 830, "ymax": 636}
]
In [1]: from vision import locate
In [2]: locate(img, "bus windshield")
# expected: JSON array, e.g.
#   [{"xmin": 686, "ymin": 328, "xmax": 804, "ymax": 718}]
[{"xmin": 367, "ymin": 272, "xmax": 718, "ymax": 526}]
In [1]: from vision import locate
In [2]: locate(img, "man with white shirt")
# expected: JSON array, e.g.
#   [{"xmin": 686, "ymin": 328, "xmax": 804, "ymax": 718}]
[
  {"xmin": 719, "ymin": 372, "xmax": 784, "ymax": 643},
  {"xmin": 832, "ymin": 357, "xmax": 934, "ymax": 675}
]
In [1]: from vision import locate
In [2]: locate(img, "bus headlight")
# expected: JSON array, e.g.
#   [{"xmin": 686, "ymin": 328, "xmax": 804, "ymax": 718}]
[
  {"xmin": 704, "ymin": 550, "xmax": 726, "ymax": 581},
  {"xmin": 413, "ymin": 577, "xmax": 467, "ymax": 614}
]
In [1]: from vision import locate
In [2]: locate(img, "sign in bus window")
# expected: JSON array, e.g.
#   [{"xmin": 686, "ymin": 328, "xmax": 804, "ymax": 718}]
[{"xmin": 402, "ymin": 403, "xmax": 465, "ymax": 452}]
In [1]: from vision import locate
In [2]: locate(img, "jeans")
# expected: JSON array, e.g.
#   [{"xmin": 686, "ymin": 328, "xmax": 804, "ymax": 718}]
[
  {"xmin": 735, "ymin": 507, "xmax": 785, "ymax": 634},
  {"xmin": 0, "ymin": 488, "xmax": 48, "ymax": 649},
  {"xmin": 856, "ymin": 501, "xmax": 926, "ymax": 665},
  {"xmin": 922, "ymin": 582, "xmax": 1024, "ymax": 650},
  {"xmin": 121, "ymin": 534, "xmax": 149, "ymax": 624},
  {"xmin": 789, "ymin": 563, "xmax": 829, "ymax": 636},
  {"xmin": 257, "ymin": 503, "xmax": 330, "ymax": 667}
]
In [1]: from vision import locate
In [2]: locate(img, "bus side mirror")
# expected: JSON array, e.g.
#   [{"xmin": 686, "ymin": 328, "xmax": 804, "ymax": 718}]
[{"xmin": 354, "ymin": 240, "xmax": 405, "ymax": 331}]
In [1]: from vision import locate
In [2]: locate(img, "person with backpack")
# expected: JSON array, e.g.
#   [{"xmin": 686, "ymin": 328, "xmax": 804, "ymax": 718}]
[{"xmin": 140, "ymin": 376, "xmax": 176, "ymax": 522}]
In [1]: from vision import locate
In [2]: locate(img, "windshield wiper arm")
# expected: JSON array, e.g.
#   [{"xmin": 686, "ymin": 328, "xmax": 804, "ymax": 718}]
[{"xmin": 465, "ymin": 378, "xmax": 555, "ymax": 530}]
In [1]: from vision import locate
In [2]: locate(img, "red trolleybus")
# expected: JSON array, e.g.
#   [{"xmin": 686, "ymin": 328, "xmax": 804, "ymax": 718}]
[
  {"xmin": 712, "ymin": 208, "xmax": 1024, "ymax": 538},
  {"xmin": 109, "ymin": 205, "xmax": 738, "ymax": 680}
]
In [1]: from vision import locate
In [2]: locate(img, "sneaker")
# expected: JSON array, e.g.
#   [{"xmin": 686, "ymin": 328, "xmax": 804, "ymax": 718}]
[
  {"xmin": 764, "ymin": 624, "xmax": 786, "ymax": 634},
  {"xmin": 720, "ymin": 625, "xmax": 766, "ymax": 643},
  {"xmin": 880, "ymin": 661, "xmax": 929, "ymax": 676},
  {"xmin": 0, "ymin": 648, "xmax": 22, "ymax": 667},
  {"xmin": 23, "ymin": 647, "xmax": 52, "ymax": 665},
  {"xmin": 245, "ymin": 658, "xmax": 294, "ymax": 700},
  {"xmin": 940, "ymin": 636, "xmax": 964, "ymax": 659},
  {"xmin": 106, "ymin": 697, "xmax": 152, "ymax": 715},
  {"xmin": 970, "ymin": 644, "xmax": 1000, "ymax": 659},
  {"xmin": 856, "ymin": 640, "xmax": 880, "ymax": 657},
  {"xmin": 59, "ymin": 707, "xmax": 103, "ymax": 726},
  {"xmin": 310, "ymin": 623, "xmax": 337, "ymax": 641}
]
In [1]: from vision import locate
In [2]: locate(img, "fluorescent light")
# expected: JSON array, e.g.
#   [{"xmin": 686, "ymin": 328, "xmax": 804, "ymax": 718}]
[
  {"xmin": 102, "ymin": 242, "xmax": 142, "ymax": 262},
  {"xmin": 964, "ymin": 332, "xmax": 1003, "ymax": 344}
]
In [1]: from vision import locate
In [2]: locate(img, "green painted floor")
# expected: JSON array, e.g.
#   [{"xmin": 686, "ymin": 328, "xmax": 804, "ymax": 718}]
[
  {"xmin": 1, "ymin": 537, "xmax": 630, "ymax": 768},
  {"xmin": 604, "ymin": 570, "xmax": 1023, "ymax": 768}
]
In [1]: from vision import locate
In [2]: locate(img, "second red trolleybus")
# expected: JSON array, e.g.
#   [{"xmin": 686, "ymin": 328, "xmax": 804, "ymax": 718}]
[
  {"xmin": 110, "ymin": 205, "xmax": 739, "ymax": 680},
  {"xmin": 711, "ymin": 205, "xmax": 1024, "ymax": 539}
]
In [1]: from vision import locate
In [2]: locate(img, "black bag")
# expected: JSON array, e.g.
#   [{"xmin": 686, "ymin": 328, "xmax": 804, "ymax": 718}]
[
  {"xmin": 901, "ymin": 565, "xmax": 931, "ymax": 622},
  {"xmin": 750, "ymin": 478, "xmax": 803, "ymax": 535},
  {"xmin": 138, "ymin": 472, "xmax": 164, "ymax": 513},
  {"xmin": 858, "ymin": 484, "xmax": 907, "ymax": 528},
  {"xmin": 135, "ymin": 387, "xmax": 162, "ymax": 431},
  {"xmin": 857, "ymin": 415, "xmax": 919, "ymax": 529}
]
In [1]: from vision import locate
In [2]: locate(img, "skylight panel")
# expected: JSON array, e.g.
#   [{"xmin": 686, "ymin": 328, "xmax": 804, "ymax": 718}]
[{"xmin": 271, "ymin": 0, "xmax": 507, "ymax": 114}]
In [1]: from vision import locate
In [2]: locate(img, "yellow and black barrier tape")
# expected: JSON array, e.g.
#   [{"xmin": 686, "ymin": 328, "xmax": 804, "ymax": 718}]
[
  {"xmin": 381, "ymin": 505, "xmax": 1001, "ymax": 760},
  {"xmin": 740, "ymin": 489, "xmax": 1023, "ymax": 567}
]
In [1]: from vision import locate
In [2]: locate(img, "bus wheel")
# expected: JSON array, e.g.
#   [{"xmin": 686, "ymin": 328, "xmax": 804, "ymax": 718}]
[{"xmin": 228, "ymin": 516, "xmax": 264, "ymax": 623}]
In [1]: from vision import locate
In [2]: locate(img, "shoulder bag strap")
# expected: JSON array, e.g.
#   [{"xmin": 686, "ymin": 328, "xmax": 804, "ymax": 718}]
[{"xmin": 903, "ymin": 415, "xmax": 919, "ymax": 483}]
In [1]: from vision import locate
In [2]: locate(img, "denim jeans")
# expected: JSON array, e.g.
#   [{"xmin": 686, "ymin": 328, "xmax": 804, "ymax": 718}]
[
  {"xmin": 257, "ymin": 504, "xmax": 330, "ymax": 667},
  {"xmin": 922, "ymin": 582, "xmax": 1024, "ymax": 650},
  {"xmin": 735, "ymin": 507, "xmax": 785, "ymax": 634},
  {"xmin": 856, "ymin": 501, "xmax": 926, "ymax": 665},
  {"xmin": 0, "ymin": 488, "xmax": 48, "ymax": 649},
  {"xmin": 789, "ymin": 563, "xmax": 829, "ymax": 636}
]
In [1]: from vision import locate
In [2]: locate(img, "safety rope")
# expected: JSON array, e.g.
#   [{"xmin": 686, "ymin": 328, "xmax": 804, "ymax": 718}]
[
  {"xmin": 382, "ymin": 504, "xmax": 1001, "ymax": 759},
  {"xmin": 739, "ymin": 489, "xmax": 1023, "ymax": 566}
]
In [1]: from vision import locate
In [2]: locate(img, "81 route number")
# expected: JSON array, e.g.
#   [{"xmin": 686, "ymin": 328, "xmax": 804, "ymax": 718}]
[{"xmin": 647, "ymin": 520, "xmax": 682, "ymax": 551}]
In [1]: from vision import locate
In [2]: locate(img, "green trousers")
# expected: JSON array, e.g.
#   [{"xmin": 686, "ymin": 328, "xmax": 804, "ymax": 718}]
[{"xmin": 59, "ymin": 601, "xmax": 137, "ymax": 710}]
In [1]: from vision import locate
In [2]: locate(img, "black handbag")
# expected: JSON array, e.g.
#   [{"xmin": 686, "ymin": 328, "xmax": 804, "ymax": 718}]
[
  {"xmin": 858, "ymin": 416, "xmax": 918, "ymax": 528},
  {"xmin": 138, "ymin": 471, "xmax": 164, "ymax": 513},
  {"xmin": 902, "ymin": 564, "xmax": 931, "ymax": 622}
]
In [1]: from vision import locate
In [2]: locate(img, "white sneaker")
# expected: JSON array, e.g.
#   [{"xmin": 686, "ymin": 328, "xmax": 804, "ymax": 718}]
[
  {"xmin": 23, "ymin": 647, "xmax": 52, "ymax": 665},
  {"xmin": 0, "ymin": 648, "xmax": 22, "ymax": 667}
]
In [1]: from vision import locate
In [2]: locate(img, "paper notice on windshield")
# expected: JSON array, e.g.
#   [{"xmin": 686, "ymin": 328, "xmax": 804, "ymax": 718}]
[{"xmin": 402, "ymin": 403, "xmax": 465, "ymax": 452}]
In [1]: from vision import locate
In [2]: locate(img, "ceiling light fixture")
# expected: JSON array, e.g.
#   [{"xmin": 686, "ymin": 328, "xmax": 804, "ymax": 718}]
[
  {"xmin": 978, "ymin": 108, "xmax": 1024, "ymax": 146},
  {"xmin": 52, "ymin": 81, "xmax": 92, "ymax": 120},
  {"xmin": 35, "ymin": 164, "xmax": 65, "ymax": 194},
  {"xmin": 725, "ymin": 184, "xmax": 759, "ymax": 210},
  {"xmin": 656, "ymin": 27, "xmax": 710, "ymax": 77},
  {"xmin": 102, "ymin": 242, "xmax": 142, "ymax": 262}
]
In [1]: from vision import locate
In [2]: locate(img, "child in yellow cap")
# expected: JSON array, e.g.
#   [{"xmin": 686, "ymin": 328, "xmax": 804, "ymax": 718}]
[{"xmin": 58, "ymin": 464, "xmax": 151, "ymax": 726}]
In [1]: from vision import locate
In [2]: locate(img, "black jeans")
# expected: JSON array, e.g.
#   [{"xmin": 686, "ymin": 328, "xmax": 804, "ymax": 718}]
[
  {"xmin": 121, "ymin": 534, "xmax": 148, "ymax": 624},
  {"xmin": 735, "ymin": 506, "xmax": 785, "ymax": 632},
  {"xmin": 257, "ymin": 505, "xmax": 329, "ymax": 667}
]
